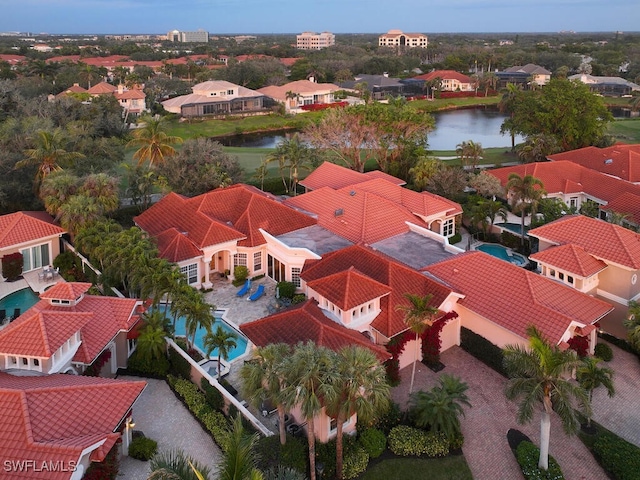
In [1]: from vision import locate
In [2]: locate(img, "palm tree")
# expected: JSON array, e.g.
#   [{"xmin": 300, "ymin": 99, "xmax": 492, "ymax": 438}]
[
  {"xmin": 470, "ymin": 199, "xmax": 508, "ymax": 240},
  {"xmin": 183, "ymin": 296, "xmax": 214, "ymax": 353},
  {"xmin": 203, "ymin": 325, "xmax": 237, "ymax": 380},
  {"xmin": 517, "ymin": 134, "xmax": 560, "ymax": 163},
  {"xmin": 17, "ymin": 129, "xmax": 85, "ymax": 191},
  {"xmin": 503, "ymin": 325, "xmax": 591, "ymax": 471},
  {"xmin": 505, "ymin": 173, "xmax": 545, "ymax": 248},
  {"xmin": 78, "ymin": 173, "xmax": 120, "ymax": 216},
  {"xmin": 576, "ymin": 356, "xmax": 615, "ymax": 428},
  {"xmin": 624, "ymin": 300, "xmax": 640, "ymax": 352},
  {"xmin": 325, "ymin": 345, "xmax": 390, "ymax": 480},
  {"xmin": 266, "ymin": 134, "xmax": 313, "ymax": 195},
  {"xmin": 78, "ymin": 62, "xmax": 102, "ymax": 89},
  {"xmin": 456, "ymin": 140, "xmax": 483, "ymax": 170},
  {"xmin": 240, "ymin": 343, "xmax": 292, "ymax": 445},
  {"xmin": 148, "ymin": 449, "xmax": 211, "ymax": 480},
  {"xmin": 58, "ymin": 194, "xmax": 101, "ymax": 238},
  {"xmin": 395, "ymin": 293, "xmax": 438, "ymax": 394},
  {"xmin": 137, "ymin": 324, "xmax": 168, "ymax": 365},
  {"xmin": 39, "ymin": 170, "xmax": 79, "ymax": 221},
  {"xmin": 127, "ymin": 115, "xmax": 183, "ymax": 168},
  {"xmin": 253, "ymin": 159, "xmax": 269, "ymax": 191},
  {"xmin": 410, "ymin": 374, "xmax": 471, "ymax": 443},
  {"xmin": 498, "ymin": 83, "xmax": 522, "ymax": 151},
  {"xmin": 217, "ymin": 415, "xmax": 263, "ymax": 480},
  {"xmin": 282, "ymin": 342, "xmax": 336, "ymax": 480}
]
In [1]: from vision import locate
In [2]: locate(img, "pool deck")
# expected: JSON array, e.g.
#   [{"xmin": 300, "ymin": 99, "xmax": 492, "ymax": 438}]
[{"xmin": 0, "ymin": 270, "xmax": 65, "ymax": 300}]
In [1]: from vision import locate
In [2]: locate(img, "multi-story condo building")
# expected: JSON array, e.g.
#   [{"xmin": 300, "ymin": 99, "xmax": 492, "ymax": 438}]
[
  {"xmin": 296, "ymin": 31, "xmax": 335, "ymax": 50},
  {"xmin": 378, "ymin": 29, "xmax": 428, "ymax": 48},
  {"xmin": 167, "ymin": 29, "xmax": 209, "ymax": 43}
]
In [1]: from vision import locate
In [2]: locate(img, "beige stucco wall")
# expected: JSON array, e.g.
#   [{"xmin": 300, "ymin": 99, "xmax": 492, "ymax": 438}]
[
  {"xmin": 0, "ymin": 236, "xmax": 62, "ymax": 273},
  {"xmin": 598, "ymin": 264, "xmax": 638, "ymax": 303},
  {"xmin": 456, "ymin": 304, "xmax": 527, "ymax": 349}
]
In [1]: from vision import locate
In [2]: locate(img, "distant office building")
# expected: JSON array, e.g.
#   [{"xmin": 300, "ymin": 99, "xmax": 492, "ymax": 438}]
[
  {"xmin": 378, "ymin": 30, "xmax": 427, "ymax": 48},
  {"xmin": 167, "ymin": 29, "xmax": 209, "ymax": 43},
  {"xmin": 296, "ymin": 31, "xmax": 335, "ymax": 50}
]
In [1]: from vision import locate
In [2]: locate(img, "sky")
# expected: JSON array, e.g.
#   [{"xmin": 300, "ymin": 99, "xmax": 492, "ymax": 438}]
[{"xmin": 0, "ymin": 0, "xmax": 638, "ymax": 35}]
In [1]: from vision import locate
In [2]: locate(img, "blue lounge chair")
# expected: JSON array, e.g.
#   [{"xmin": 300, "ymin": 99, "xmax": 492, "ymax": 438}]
[
  {"xmin": 248, "ymin": 284, "xmax": 265, "ymax": 302},
  {"xmin": 236, "ymin": 279, "xmax": 251, "ymax": 297}
]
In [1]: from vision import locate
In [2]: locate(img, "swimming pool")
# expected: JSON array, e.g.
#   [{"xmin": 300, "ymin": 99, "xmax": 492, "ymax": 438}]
[
  {"xmin": 0, "ymin": 288, "xmax": 40, "ymax": 318},
  {"xmin": 495, "ymin": 222, "xmax": 529, "ymax": 237},
  {"xmin": 153, "ymin": 305, "xmax": 249, "ymax": 361},
  {"xmin": 476, "ymin": 244, "xmax": 528, "ymax": 267}
]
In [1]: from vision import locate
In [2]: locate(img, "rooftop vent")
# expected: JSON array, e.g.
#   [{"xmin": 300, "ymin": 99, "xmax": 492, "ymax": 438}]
[
  {"xmin": 334, "ymin": 208, "xmax": 344, "ymax": 217},
  {"xmin": 604, "ymin": 159, "xmax": 613, "ymax": 164},
  {"xmin": 349, "ymin": 190, "xmax": 356, "ymax": 196}
]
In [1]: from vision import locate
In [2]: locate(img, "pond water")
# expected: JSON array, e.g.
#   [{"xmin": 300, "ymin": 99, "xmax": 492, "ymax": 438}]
[{"xmin": 219, "ymin": 107, "xmax": 524, "ymax": 151}]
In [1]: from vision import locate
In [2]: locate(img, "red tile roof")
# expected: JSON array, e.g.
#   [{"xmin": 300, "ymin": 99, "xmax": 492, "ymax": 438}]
[
  {"xmin": 306, "ymin": 267, "xmax": 391, "ymax": 310},
  {"xmin": 300, "ymin": 162, "xmax": 405, "ymax": 191},
  {"xmin": 0, "ymin": 373, "xmax": 145, "ymax": 480},
  {"xmin": 548, "ymin": 144, "xmax": 640, "ymax": 183},
  {"xmin": 301, "ymin": 245, "xmax": 454, "ymax": 338},
  {"xmin": 363, "ymin": 170, "xmax": 408, "ymax": 185},
  {"xmin": 413, "ymin": 70, "xmax": 472, "ymax": 83},
  {"xmin": 240, "ymin": 300, "xmax": 391, "ymax": 362},
  {"xmin": 87, "ymin": 82, "xmax": 117, "ymax": 95},
  {"xmin": 600, "ymin": 192, "xmax": 640, "ymax": 225},
  {"xmin": 135, "ymin": 185, "xmax": 316, "ymax": 261},
  {"xmin": 529, "ymin": 244, "xmax": 608, "ymax": 277},
  {"xmin": 528, "ymin": 215, "xmax": 640, "ymax": 270},
  {"xmin": 284, "ymin": 186, "xmax": 429, "ymax": 245},
  {"xmin": 40, "ymin": 282, "xmax": 91, "ymax": 301},
  {"xmin": 114, "ymin": 89, "xmax": 145, "ymax": 100},
  {"xmin": 56, "ymin": 84, "xmax": 88, "ymax": 97},
  {"xmin": 0, "ymin": 212, "xmax": 65, "ymax": 250},
  {"xmin": 424, "ymin": 251, "xmax": 613, "ymax": 344},
  {"xmin": 0, "ymin": 284, "xmax": 140, "ymax": 365}
]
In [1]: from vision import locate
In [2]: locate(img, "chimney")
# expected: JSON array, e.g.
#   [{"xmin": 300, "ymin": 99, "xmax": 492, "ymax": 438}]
[{"xmin": 118, "ymin": 84, "xmax": 125, "ymax": 94}]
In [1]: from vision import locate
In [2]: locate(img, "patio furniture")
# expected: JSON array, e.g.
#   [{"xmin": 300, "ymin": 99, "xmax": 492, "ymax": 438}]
[
  {"xmin": 248, "ymin": 284, "xmax": 265, "ymax": 302},
  {"xmin": 38, "ymin": 270, "xmax": 45, "ymax": 282},
  {"xmin": 236, "ymin": 279, "xmax": 251, "ymax": 297}
]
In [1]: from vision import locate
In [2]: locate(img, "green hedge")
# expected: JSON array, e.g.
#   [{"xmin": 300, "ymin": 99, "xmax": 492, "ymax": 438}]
[
  {"xmin": 592, "ymin": 430, "xmax": 640, "ymax": 480},
  {"xmin": 515, "ymin": 441, "xmax": 564, "ymax": 480},
  {"xmin": 388, "ymin": 425, "xmax": 449, "ymax": 457},
  {"xmin": 128, "ymin": 436, "xmax": 158, "ymax": 461},
  {"xmin": 594, "ymin": 343, "xmax": 613, "ymax": 362},
  {"xmin": 343, "ymin": 441, "xmax": 369, "ymax": 479},
  {"xmin": 460, "ymin": 327, "xmax": 506, "ymax": 376},
  {"xmin": 254, "ymin": 434, "xmax": 308, "ymax": 475},
  {"xmin": 359, "ymin": 428, "xmax": 387, "ymax": 459},
  {"xmin": 168, "ymin": 342, "xmax": 193, "ymax": 379},
  {"xmin": 201, "ymin": 377, "xmax": 224, "ymax": 411},
  {"xmin": 126, "ymin": 349, "xmax": 170, "ymax": 378}
]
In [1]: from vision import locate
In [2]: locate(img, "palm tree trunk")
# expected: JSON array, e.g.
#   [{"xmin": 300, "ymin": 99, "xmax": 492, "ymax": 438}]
[
  {"xmin": 539, "ymin": 410, "xmax": 551, "ymax": 470},
  {"xmin": 217, "ymin": 354, "xmax": 222, "ymax": 380},
  {"xmin": 409, "ymin": 332, "xmax": 419, "ymax": 394},
  {"xmin": 308, "ymin": 417, "xmax": 317, "ymax": 480},
  {"xmin": 336, "ymin": 413, "xmax": 345, "ymax": 480},
  {"xmin": 520, "ymin": 211, "xmax": 526, "ymax": 248},
  {"xmin": 277, "ymin": 405, "xmax": 287, "ymax": 445}
]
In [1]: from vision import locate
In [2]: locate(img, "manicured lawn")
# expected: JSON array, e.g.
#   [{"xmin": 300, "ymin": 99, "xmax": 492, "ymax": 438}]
[
  {"xmin": 359, "ymin": 456, "xmax": 473, "ymax": 480},
  {"xmin": 608, "ymin": 118, "xmax": 640, "ymax": 143}
]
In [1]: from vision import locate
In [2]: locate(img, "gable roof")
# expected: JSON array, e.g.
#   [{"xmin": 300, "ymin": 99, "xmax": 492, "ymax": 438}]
[
  {"xmin": 301, "ymin": 245, "xmax": 454, "ymax": 338},
  {"xmin": 300, "ymin": 162, "xmax": 405, "ymax": 190},
  {"xmin": 306, "ymin": 267, "xmax": 391, "ymax": 310},
  {"xmin": 424, "ymin": 251, "xmax": 613, "ymax": 344},
  {"xmin": 0, "ymin": 373, "xmax": 145, "ymax": 480},
  {"xmin": 257, "ymin": 80, "xmax": 340, "ymax": 102},
  {"xmin": 0, "ymin": 211, "xmax": 65, "ymax": 250},
  {"xmin": 527, "ymin": 215, "xmax": 640, "ymax": 270},
  {"xmin": 529, "ymin": 244, "xmax": 608, "ymax": 277},
  {"xmin": 240, "ymin": 300, "xmax": 391, "ymax": 362},
  {"xmin": 600, "ymin": 192, "xmax": 640, "ymax": 225},
  {"xmin": 548, "ymin": 144, "xmax": 640, "ymax": 183},
  {"xmin": 504, "ymin": 64, "xmax": 551, "ymax": 75},
  {"xmin": 87, "ymin": 82, "xmax": 117, "ymax": 95},
  {"xmin": 413, "ymin": 70, "xmax": 472, "ymax": 83}
]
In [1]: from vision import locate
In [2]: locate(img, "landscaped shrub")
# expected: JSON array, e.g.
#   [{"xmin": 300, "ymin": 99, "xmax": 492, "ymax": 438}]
[
  {"xmin": 128, "ymin": 436, "xmax": 158, "ymax": 461},
  {"xmin": 200, "ymin": 409, "xmax": 230, "ymax": 450},
  {"xmin": 592, "ymin": 429, "xmax": 640, "ymax": 480},
  {"xmin": 232, "ymin": 265, "xmax": 249, "ymax": 286},
  {"xmin": 172, "ymin": 376, "xmax": 208, "ymax": 414},
  {"xmin": 515, "ymin": 441, "xmax": 564, "ymax": 480},
  {"xmin": 449, "ymin": 233, "xmax": 462, "ymax": 245},
  {"xmin": 255, "ymin": 434, "xmax": 308, "ymax": 475},
  {"xmin": 388, "ymin": 425, "xmax": 449, "ymax": 457},
  {"xmin": 449, "ymin": 431, "xmax": 465, "ymax": 451},
  {"xmin": 82, "ymin": 443, "xmax": 119, "ymax": 480},
  {"xmin": 460, "ymin": 327, "xmax": 506, "ymax": 376},
  {"xmin": 598, "ymin": 332, "xmax": 638, "ymax": 358},
  {"xmin": 567, "ymin": 336, "xmax": 589, "ymax": 358},
  {"xmin": 126, "ymin": 349, "xmax": 169, "ymax": 378},
  {"xmin": 501, "ymin": 230, "xmax": 522, "ymax": 250},
  {"xmin": 1, "ymin": 252, "xmax": 23, "ymax": 281},
  {"xmin": 263, "ymin": 466, "xmax": 307, "ymax": 480},
  {"xmin": 359, "ymin": 428, "xmax": 386, "ymax": 458},
  {"xmin": 370, "ymin": 401, "xmax": 403, "ymax": 435},
  {"xmin": 343, "ymin": 440, "xmax": 370, "ymax": 479},
  {"xmin": 594, "ymin": 343, "xmax": 614, "ymax": 362},
  {"xmin": 168, "ymin": 342, "xmax": 192, "ymax": 379},
  {"xmin": 53, "ymin": 250, "xmax": 88, "ymax": 282},
  {"xmin": 291, "ymin": 294, "xmax": 306, "ymax": 305},
  {"xmin": 200, "ymin": 377, "xmax": 224, "ymax": 411},
  {"xmin": 276, "ymin": 281, "xmax": 296, "ymax": 299}
]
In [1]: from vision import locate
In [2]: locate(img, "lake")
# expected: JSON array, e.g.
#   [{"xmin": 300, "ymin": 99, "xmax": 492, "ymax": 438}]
[{"xmin": 219, "ymin": 107, "xmax": 524, "ymax": 151}]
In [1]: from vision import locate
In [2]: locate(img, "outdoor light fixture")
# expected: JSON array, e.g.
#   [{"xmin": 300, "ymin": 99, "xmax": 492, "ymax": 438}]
[
  {"xmin": 316, "ymin": 461, "xmax": 325, "ymax": 480},
  {"xmin": 127, "ymin": 418, "xmax": 136, "ymax": 429}
]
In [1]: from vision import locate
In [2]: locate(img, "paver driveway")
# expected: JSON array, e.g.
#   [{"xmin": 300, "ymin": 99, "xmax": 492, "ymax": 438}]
[
  {"xmin": 118, "ymin": 377, "xmax": 222, "ymax": 480},
  {"xmin": 392, "ymin": 347, "xmax": 606, "ymax": 480}
]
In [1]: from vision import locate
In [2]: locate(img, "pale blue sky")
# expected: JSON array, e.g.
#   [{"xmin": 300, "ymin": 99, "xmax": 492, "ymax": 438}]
[{"xmin": 0, "ymin": 0, "xmax": 638, "ymax": 35}]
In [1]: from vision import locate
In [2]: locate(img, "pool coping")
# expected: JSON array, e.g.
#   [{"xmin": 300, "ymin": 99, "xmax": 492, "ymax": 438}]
[{"xmin": 472, "ymin": 241, "xmax": 529, "ymax": 267}]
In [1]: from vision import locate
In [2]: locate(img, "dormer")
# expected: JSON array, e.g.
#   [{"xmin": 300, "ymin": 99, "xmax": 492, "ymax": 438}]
[{"xmin": 40, "ymin": 282, "xmax": 92, "ymax": 307}]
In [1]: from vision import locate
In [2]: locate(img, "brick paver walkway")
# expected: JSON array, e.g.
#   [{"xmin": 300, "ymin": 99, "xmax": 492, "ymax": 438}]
[
  {"xmin": 392, "ymin": 347, "xmax": 607, "ymax": 480},
  {"xmin": 118, "ymin": 377, "xmax": 222, "ymax": 480}
]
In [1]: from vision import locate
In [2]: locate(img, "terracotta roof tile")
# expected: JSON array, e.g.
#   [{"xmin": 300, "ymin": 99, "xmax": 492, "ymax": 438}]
[
  {"xmin": 425, "ymin": 251, "xmax": 613, "ymax": 344},
  {"xmin": 413, "ymin": 70, "xmax": 473, "ymax": 83},
  {"xmin": 306, "ymin": 267, "xmax": 391, "ymax": 310},
  {"xmin": 530, "ymin": 244, "xmax": 608, "ymax": 277},
  {"xmin": 87, "ymin": 82, "xmax": 117, "ymax": 94},
  {"xmin": 528, "ymin": 215, "xmax": 640, "ymax": 269},
  {"xmin": 240, "ymin": 300, "xmax": 390, "ymax": 362},
  {"xmin": 600, "ymin": 192, "xmax": 640, "ymax": 225},
  {"xmin": 0, "ymin": 373, "xmax": 145, "ymax": 480},
  {"xmin": 0, "ymin": 212, "xmax": 65, "ymax": 250},
  {"xmin": 40, "ymin": 282, "xmax": 91, "ymax": 301},
  {"xmin": 548, "ymin": 144, "xmax": 640, "ymax": 182},
  {"xmin": 363, "ymin": 170, "xmax": 407, "ymax": 185},
  {"xmin": 300, "ymin": 162, "xmax": 405, "ymax": 190}
]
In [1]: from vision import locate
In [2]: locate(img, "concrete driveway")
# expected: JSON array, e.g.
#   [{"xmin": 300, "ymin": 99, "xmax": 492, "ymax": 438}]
[{"xmin": 392, "ymin": 347, "xmax": 606, "ymax": 480}]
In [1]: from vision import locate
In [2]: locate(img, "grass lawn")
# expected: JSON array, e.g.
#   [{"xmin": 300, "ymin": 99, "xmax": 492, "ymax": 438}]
[
  {"xmin": 359, "ymin": 456, "xmax": 473, "ymax": 480},
  {"xmin": 608, "ymin": 118, "xmax": 640, "ymax": 143}
]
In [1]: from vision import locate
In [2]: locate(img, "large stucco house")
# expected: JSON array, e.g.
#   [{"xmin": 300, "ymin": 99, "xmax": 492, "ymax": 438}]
[{"xmin": 258, "ymin": 79, "xmax": 341, "ymax": 113}]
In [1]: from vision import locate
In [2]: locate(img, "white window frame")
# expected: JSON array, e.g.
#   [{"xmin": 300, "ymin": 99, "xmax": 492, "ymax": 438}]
[
  {"xmin": 291, "ymin": 267, "xmax": 301, "ymax": 288},
  {"xmin": 253, "ymin": 251, "xmax": 262, "ymax": 272},
  {"xmin": 180, "ymin": 263, "xmax": 198, "ymax": 284},
  {"xmin": 442, "ymin": 218, "xmax": 455, "ymax": 237},
  {"xmin": 234, "ymin": 253, "xmax": 248, "ymax": 268}
]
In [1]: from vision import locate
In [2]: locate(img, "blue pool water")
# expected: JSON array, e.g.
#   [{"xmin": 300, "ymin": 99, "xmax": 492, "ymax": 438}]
[
  {"xmin": 476, "ymin": 244, "xmax": 528, "ymax": 267},
  {"xmin": 495, "ymin": 222, "xmax": 529, "ymax": 237},
  {"xmin": 0, "ymin": 288, "xmax": 40, "ymax": 317},
  {"xmin": 153, "ymin": 305, "xmax": 248, "ymax": 361}
]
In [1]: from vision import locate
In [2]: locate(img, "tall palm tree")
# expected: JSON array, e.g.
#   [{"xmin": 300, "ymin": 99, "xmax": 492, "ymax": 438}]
[
  {"xmin": 456, "ymin": 140, "xmax": 483, "ymax": 170},
  {"xmin": 78, "ymin": 62, "xmax": 102, "ymax": 89},
  {"xmin": 39, "ymin": 170, "xmax": 79, "ymax": 221},
  {"xmin": 505, "ymin": 173, "xmax": 545, "ymax": 247},
  {"xmin": 58, "ymin": 194, "xmax": 101, "ymax": 238},
  {"xmin": 624, "ymin": 301, "xmax": 640, "ymax": 352},
  {"xmin": 498, "ymin": 83, "xmax": 522, "ymax": 151},
  {"xmin": 183, "ymin": 296, "xmax": 214, "ymax": 353},
  {"xmin": 266, "ymin": 134, "xmax": 313, "ymax": 195},
  {"xmin": 282, "ymin": 342, "xmax": 336, "ymax": 480},
  {"xmin": 517, "ymin": 134, "xmax": 561, "ymax": 164},
  {"xmin": 410, "ymin": 374, "xmax": 471, "ymax": 443},
  {"xmin": 240, "ymin": 343, "xmax": 292, "ymax": 445},
  {"xmin": 148, "ymin": 449, "xmax": 211, "ymax": 480},
  {"xmin": 503, "ymin": 326, "xmax": 590, "ymax": 471},
  {"xmin": 217, "ymin": 415, "xmax": 263, "ymax": 480},
  {"xmin": 576, "ymin": 356, "xmax": 615, "ymax": 428},
  {"xmin": 137, "ymin": 324, "xmax": 168, "ymax": 365},
  {"xmin": 325, "ymin": 345, "xmax": 390, "ymax": 480},
  {"xmin": 203, "ymin": 325, "xmax": 237, "ymax": 379},
  {"xmin": 395, "ymin": 293, "xmax": 438, "ymax": 394},
  {"xmin": 17, "ymin": 129, "xmax": 85, "ymax": 191},
  {"xmin": 78, "ymin": 173, "xmax": 120, "ymax": 216},
  {"xmin": 127, "ymin": 115, "xmax": 183, "ymax": 168}
]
